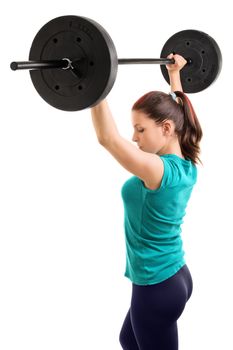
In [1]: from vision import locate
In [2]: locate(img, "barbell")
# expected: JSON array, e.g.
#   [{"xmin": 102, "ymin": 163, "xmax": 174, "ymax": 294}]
[{"xmin": 10, "ymin": 15, "xmax": 222, "ymax": 111}]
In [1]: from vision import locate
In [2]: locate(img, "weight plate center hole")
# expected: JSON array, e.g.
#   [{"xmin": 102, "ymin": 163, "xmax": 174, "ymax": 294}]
[{"xmin": 187, "ymin": 58, "xmax": 193, "ymax": 65}]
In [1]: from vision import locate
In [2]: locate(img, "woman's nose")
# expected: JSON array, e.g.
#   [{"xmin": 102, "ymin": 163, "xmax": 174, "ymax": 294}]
[{"xmin": 132, "ymin": 132, "xmax": 138, "ymax": 142}]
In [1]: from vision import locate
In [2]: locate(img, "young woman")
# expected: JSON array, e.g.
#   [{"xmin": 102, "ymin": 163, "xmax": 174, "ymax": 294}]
[{"xmin": 91, "ymin": 54, "xmax": 202, "ymax": 350}]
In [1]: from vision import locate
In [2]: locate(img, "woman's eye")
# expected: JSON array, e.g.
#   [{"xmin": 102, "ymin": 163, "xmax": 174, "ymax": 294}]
[{"xmin": 138, "ymin": 129, "xmax": 144, "ymax": 133}]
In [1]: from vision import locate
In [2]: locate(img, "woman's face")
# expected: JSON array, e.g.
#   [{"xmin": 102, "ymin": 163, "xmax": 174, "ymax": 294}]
[{"xmin": 131, "ymin": 110, "xmax": 174, "ymax": 155}]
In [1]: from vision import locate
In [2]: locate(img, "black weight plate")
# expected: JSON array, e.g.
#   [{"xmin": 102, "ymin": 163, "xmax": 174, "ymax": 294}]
[
  {"xmin": 160, "ymin": 30, "xmax": 222, "ymax": 93},
  {"xmin": 29, "ymin": 16, "xmax": 118, "ymax": 111}
]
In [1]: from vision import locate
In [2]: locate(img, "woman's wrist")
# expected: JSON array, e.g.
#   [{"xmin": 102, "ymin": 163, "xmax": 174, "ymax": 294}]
[{"xmin": 168, "ymin": 70, "xmax": 181, "ymax": 77}]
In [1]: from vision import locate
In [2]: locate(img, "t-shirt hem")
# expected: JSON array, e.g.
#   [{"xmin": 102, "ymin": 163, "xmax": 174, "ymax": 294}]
[{"xmin": 124, "ymin": 262, "xmax": 186, "ymax": 286}]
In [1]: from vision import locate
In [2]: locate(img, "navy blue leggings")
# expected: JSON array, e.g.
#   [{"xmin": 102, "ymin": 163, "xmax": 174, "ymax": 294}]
[{"xmin": 119, "ymin": 265, "xmax": 193, "ymax": 350}]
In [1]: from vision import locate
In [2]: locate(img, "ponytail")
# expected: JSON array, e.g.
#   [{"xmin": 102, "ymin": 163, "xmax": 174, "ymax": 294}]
[{"xmin": 174, "ymin": 91, "xmax": 203, "ymax": 165}]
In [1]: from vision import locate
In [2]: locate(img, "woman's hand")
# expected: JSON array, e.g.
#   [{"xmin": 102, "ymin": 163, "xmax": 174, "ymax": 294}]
[{"xmin": 166, "ymin": 53, "xmax": 187, "ymax": 72}]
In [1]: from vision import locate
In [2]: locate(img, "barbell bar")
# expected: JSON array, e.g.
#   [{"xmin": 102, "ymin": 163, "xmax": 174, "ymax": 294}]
[
  {"xmin": 10, "ymin": 58, "xmax": 178, "ymax": 72},
  {"xmin": 10, "ymin": 15, "xmax": 222, "ymax": 111}
]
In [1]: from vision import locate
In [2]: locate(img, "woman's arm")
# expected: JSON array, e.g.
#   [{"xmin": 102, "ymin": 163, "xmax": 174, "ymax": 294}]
[
  {"xmin": 166, "ymin": 54, "xmax": 187, "ymax": 92},
  {"xmin": 168, "ymin": 71, "xmax": 183, "ymax": 92},
  {"xmin": 91, "ymin": 99, "xmax": 119, "ymax": 145},
  {"xmin": 91, "ymin": 100, "xmax": 164, "ymax": 190}
]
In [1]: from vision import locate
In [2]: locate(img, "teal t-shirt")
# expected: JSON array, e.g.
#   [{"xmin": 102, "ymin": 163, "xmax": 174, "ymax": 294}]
[{"xmin": 121, "ymin": 154, "xmax": 197, "ymax": 285}]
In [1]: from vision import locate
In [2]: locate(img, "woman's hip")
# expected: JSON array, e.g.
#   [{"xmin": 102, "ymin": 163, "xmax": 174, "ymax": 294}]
[{"xmin": 131, "ymin": 264, "xmax": 193, "ymax": 324}]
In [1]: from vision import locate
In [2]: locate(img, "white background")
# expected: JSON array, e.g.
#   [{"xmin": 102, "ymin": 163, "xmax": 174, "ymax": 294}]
[{"xmin": 1, "ymin": 0, "xmax": 232, "ymax": 349}]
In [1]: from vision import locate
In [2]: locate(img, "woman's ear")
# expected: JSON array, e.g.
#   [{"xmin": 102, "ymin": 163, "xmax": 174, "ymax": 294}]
[{"xmin": 162, "ymin": 120, "xmax": 174, "ymax": 136}]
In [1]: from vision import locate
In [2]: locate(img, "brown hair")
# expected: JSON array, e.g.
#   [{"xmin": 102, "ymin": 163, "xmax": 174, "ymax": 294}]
[{"xmin": 132, "ymin": 91, "xmax": 203, "ymax": 164}]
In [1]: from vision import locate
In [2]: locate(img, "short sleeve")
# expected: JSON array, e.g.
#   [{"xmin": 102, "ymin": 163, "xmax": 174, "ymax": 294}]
[
  {"xmin": 140, "ymin": 155, "xmax": 197, "ymax": 193},
  {"xmin": 160, "ymin": 157, "xmax": 185, "ymax": 189}
]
